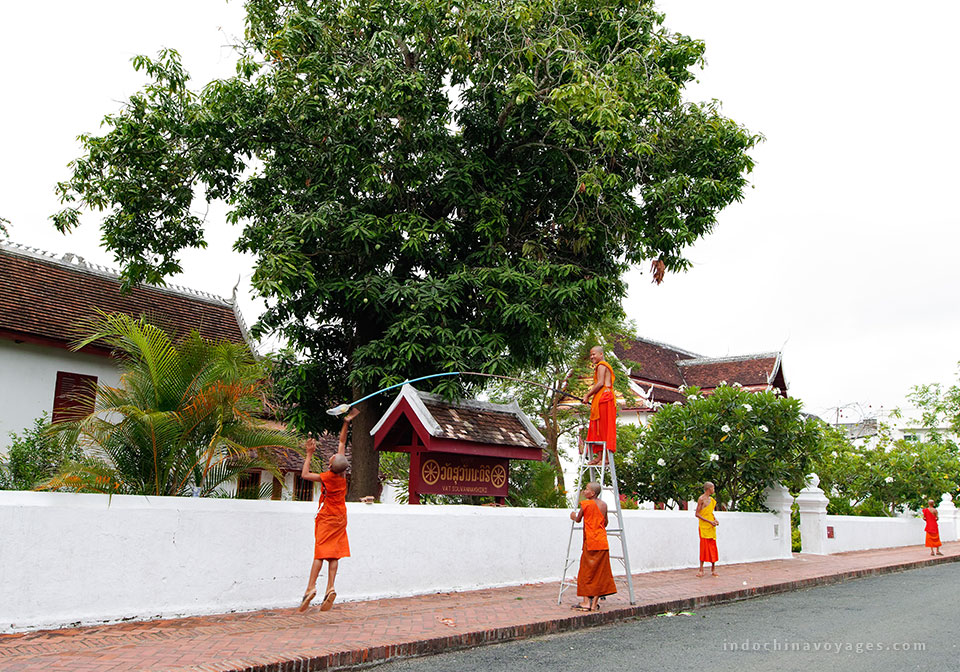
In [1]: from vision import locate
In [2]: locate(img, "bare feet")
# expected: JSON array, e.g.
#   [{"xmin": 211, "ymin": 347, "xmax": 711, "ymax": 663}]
[
  {"xmin": 711, "ymin": 572, "xmax": 719, "ymax": 578},
  {"xmin": 936, "ymin": 550, "xmax": 944, "ymax": 556},
  {"xmin": 586, "ymin": 456, "xmax": 601, "ymax": 466},
  {"xmin": 696, "ymin": 571, "xmax": 704, "ymax": 578}
]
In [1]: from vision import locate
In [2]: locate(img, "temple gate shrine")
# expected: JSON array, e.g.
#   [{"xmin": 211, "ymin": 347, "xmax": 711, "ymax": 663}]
[{"xmin": 370, "ymin": 384, "xmax": 545, "ymax": 504}]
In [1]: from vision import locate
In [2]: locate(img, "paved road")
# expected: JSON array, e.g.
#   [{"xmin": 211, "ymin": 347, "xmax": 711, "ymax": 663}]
[{"xmin": 371, "ymin": 562, "xmax": 959, "ymax": 672}]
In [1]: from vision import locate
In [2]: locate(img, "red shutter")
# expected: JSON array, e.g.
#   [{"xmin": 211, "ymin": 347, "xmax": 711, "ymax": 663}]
[
  {"xmin": 294, "ymin": 474, "xmax": 314, "ymax": 501},
  {"xmin": 52, "ymin": 372, "xmax": 98, "ymax": 423}
]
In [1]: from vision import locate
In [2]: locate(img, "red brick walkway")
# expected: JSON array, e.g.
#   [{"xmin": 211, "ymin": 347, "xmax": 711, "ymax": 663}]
[{"xmin": 3, "ymin": 543, "xmax": 958, "ymax": 672}]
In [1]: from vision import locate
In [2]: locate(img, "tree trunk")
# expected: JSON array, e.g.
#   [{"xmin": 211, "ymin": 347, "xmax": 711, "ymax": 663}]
[{"xmin": 347, "ymin": 399, "xmax": 380, "ymax": 500}]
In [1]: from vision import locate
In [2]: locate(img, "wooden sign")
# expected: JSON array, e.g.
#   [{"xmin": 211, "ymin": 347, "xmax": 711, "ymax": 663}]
[{"xmin": 415, "ymin": 452, "xmax": 509, "ymax": 497}]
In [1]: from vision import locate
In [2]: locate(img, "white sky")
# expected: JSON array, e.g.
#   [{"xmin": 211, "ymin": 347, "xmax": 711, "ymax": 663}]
[{"xmin": 2, "ymin": 1, "xmax": 958, "ymax": 422}]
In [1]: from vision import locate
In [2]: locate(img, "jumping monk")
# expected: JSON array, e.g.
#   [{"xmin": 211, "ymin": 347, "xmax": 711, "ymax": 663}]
[
  {"xmin": 583, "ymin": 346, "xmax": 616, "ymax": 466},
  {"xmin": 696, "ymin": 481, "xmax": 719, "ymax": 577},
  {"xmin": 922, "ymin": 500, "xmax": 943, "ymax": 556},
  {"xmin": 570, "ymin": 482, "xmax": 617, "ymax": 611},
  {"xmin": 298, "ymin": 407, "xmax": 359, "ymax": 612}
]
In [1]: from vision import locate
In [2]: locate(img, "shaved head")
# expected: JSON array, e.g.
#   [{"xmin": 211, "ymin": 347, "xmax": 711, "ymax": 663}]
[
  {"xmin": 704, "ymin": 481, "xmax": 715, "ymax": 492},
  {"xmin": 586, "ymin": 482, "xmax": 601, "ymax": 496},
  {"xmin": 330, "ymin": 455, "xmax": 349, "ymax": 474}
]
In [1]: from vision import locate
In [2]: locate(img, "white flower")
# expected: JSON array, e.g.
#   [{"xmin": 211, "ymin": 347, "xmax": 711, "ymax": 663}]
[
  {"xmin": 651, "ymin": 473, "xmax": 656, "ymax": 481},
  {"xmin": 742, "ymin": 404, "xmax": 752, "ymax": 412},
  {"xmin": 719, "ymin": 380, "xmax": 727, "ymax": 386},
  {"xmin": 760, "ymin": 425, "xmax": 769, "ymax": 433},
  {"xmin": 721, "ymin": 424, "xmax": 731, "ymax": 433},
  {"xmin": 732, "ymin": 382, "xmax": 742, "ymax": 388},
  {"xmin": 709, "ymin": 453, "xmax": 719, "ymax": 462},
  {"xmin": 831, "ymin": 451, "xmax": 838, "ymax": 458},
  {"xmin": 885, "ymin": 476, "xmax": 894, "ymax": 483},
  {"xmin": 657, "ymin": 458, "xmax": 667, "ymax": 467},
  {"xmin": 689, "ymin": 394, "xmax": 700, "ymax": 401},
  {"xmin": 673, "ymin": 401, "xmax": 682, "ymax": 406},
  {"xmin": 679, "ymin": 385, "xmax": 687, "ymax": 393}
]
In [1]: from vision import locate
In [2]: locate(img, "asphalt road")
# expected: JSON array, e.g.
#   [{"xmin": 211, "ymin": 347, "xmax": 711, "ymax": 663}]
[{"xmin": 370, "ymin": 562, "xmax": 960, "ymax": 672}]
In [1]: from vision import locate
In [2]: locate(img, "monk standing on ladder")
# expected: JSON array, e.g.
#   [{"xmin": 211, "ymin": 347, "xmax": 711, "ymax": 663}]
[{"xmin": 583, "ymin": 346, "xmax": 617, "ymax": 466}]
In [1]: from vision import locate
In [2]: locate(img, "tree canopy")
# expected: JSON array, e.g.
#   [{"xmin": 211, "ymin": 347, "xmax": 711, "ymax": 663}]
[{"xmin": 53, "ymin": 0, "xmax": 760, "ymax": 497}]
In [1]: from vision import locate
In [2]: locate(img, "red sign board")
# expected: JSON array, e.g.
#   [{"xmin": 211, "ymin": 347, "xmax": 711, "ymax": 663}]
[{"xmin": 416, "ymin": 452, "xmax": 509, "ymax": 497}]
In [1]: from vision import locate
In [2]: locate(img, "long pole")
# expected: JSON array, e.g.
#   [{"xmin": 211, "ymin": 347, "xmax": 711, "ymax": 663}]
[{"xmin": 326, "ymin": 371, "xmax": 583, "ymax": 415}]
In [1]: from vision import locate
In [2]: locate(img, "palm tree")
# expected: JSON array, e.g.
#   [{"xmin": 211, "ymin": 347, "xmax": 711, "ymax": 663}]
[{"xmin": 43, "ymin": 312, "xmax": 299, "ymax": 496}]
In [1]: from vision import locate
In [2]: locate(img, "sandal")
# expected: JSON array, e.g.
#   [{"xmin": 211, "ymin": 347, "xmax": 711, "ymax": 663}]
[
  {"xmin": 297, "ymin": 589, "xmax": 317, "ymax": 613},
  {"xmin": 571, "ymin": 604, "xmax": 591, "ymax": 612},
  {"xmin": 320, "ymin": 589, "xmax": 337, "ymax": 612}
]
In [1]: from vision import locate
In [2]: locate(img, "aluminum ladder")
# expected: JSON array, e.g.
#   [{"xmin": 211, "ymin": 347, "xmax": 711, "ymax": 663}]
[{"xmin": 558, "ymin": 439, "xmax": 636, "ymax": 605}]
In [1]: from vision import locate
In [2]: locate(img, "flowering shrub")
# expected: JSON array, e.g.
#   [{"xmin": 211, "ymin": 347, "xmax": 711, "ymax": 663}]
[{"xmin": 628, "ymin": 385, "xmax": 824, "ymax": 511}]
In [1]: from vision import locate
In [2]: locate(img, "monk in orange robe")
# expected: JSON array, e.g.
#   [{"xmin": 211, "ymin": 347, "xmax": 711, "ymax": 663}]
[
  {"xmin": 298, "ymin": 407, "xmax": 358, "ymax": 613},
  {"xmin": 922, "ymin": 500, "xmax": 943, "ymax": 556},
  {"xmin": 570, "ymin": 482, "xmax": 617, "ymax": 611},
  {"xmin": 696, "ymin": 481, "xmax": 719, "ymax": 577},
  {"xmin": 583, "ymin": 346, "xmax": 616, "ymax": 466}
]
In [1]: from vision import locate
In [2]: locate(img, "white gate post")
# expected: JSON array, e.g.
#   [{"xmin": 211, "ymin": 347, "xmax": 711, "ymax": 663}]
[
  {"xmin": 762, "ymin": 482, "xmax": 795, "ymax": 558},
  {"xmin": 937, "ymin": 493, "xmax": 957, "ymax": 543},
  {"xmin": 796, "ymin": 473, "xmax": 829, "ymax": 555}
]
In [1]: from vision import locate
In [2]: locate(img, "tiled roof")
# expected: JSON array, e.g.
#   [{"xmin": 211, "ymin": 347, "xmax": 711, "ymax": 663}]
[
  {"xmin": 0, "ymin": 242, "xmax": 248, "ymax": 349},
  {"xmin": 614, "ymin": 335, "xmax": 786, "ymax": 411},
  {"xmin": 421, "ymin": 399, "xmax": 541, "ymax": 449},
  {"xmin": 371, "ymin": 385, "xmax": 547, "ymax": 450},
  {"xmin": 678, "ymin": 354, "xmax": 780, "ymax": 389},
  {"xmin": 611, "ymin": 335, "xmax": 699, "ymax": 387}
]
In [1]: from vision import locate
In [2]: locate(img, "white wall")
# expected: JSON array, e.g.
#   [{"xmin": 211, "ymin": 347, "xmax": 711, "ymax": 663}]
[
  {"xmin": 0, "ymin": 491, "xmax": 789, "ymax": 633},
  {"xmin": 821, "ymin": 514, "xmax": 927, "ymax": 554},
  {"xmin": 0, "ymin": 340, "xmax": 120, "ymax": 453}
]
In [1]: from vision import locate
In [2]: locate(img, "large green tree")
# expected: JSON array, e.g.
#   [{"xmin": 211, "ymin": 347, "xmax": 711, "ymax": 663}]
[{"xmin": 53, "ymin": 0, "xmax": 760, "ymax": 497}]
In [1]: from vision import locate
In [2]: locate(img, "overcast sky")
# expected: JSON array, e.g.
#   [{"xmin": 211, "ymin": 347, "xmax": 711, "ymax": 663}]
[{"xmin": 2, "ymin": 1, "xmax": 958, "ymax": 422}]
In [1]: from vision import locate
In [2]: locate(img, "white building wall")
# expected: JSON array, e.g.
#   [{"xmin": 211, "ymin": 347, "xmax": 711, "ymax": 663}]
[
  {"xmin": 0, "ymin": 490, "xmax": 790, "ymax": 632},
  {"xmin": 0, "ymin": 340, "xmax": 121, "ymax": 455}
]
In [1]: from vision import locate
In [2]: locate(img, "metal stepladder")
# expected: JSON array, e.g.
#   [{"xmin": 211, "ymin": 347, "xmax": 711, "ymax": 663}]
[{"xmin": 558, "ymin": 439, "xmax": 636, "ymax": 605}]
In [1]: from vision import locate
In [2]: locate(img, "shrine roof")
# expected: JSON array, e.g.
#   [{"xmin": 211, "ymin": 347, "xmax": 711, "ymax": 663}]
[{"xmin": 371, "ymin": 384, "xmax": 546, "ymax": 450}]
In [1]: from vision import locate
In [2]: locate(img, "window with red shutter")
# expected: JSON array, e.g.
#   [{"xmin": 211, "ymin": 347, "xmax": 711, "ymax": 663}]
[
  {"xmin": 294, "ymin": 473, "xmax": 314, "ymax": 501},
  {"xmin": 52, "ymin": 372, "xmax": 98, "ymax": 423}
]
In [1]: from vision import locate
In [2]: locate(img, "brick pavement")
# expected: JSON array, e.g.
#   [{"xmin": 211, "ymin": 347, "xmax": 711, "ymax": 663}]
[{"xmin": 2, "ymin": 543, "xmax": 958, "ymax": 672}]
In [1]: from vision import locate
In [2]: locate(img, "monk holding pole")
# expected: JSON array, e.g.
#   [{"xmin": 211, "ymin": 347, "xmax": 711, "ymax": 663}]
[
  {"xmin": 583, "ymin": 346, "xmax": 617, "ymax": 466},
  {"xmin": 298, "ymin": 408, "xmax": 359, "ymax": 613}
]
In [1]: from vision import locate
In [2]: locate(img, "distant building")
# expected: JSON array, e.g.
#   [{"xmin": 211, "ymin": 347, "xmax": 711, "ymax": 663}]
[{"xmin": 0, "ymin": 240, "xmax": 251, "ymax": 452}]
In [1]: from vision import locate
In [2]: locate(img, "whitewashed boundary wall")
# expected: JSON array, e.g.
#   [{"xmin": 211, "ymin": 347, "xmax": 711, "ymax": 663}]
[
  {"xmin": 0, "ymin": 490, "xmax": 790, "ymax": 633},
  {"xmin": 796, "ymin": 474, "xmax": 956, "ymax": 554}
]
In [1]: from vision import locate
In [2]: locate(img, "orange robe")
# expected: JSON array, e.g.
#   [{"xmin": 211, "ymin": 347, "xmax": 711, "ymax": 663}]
[
  {"xmin": 577, "ymin": 499, "xmax": 617, "ymax": 597},
  {"xmin": 314, "ymin": 471, "xmax": 350, "ymax": 560},
  {"xmin": 587, "ymin": 360, "xmax": 617, "ymax": 454},
  {"xmin": 698, "ymin": 496, "xmax": 719, "ymax": 562},
  {"xmin": 923, "ymin": 507, "xmax": 941, "ymax": 548}
]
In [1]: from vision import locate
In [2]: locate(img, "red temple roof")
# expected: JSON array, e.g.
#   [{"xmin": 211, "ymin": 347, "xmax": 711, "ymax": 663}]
[
  {"xmin": 613, "ymin": 335, "xmax": 787, "ymax": 411},
  {"xmin": 0, "ymin": 241, "xmax": 249, "ymax": 353}
]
